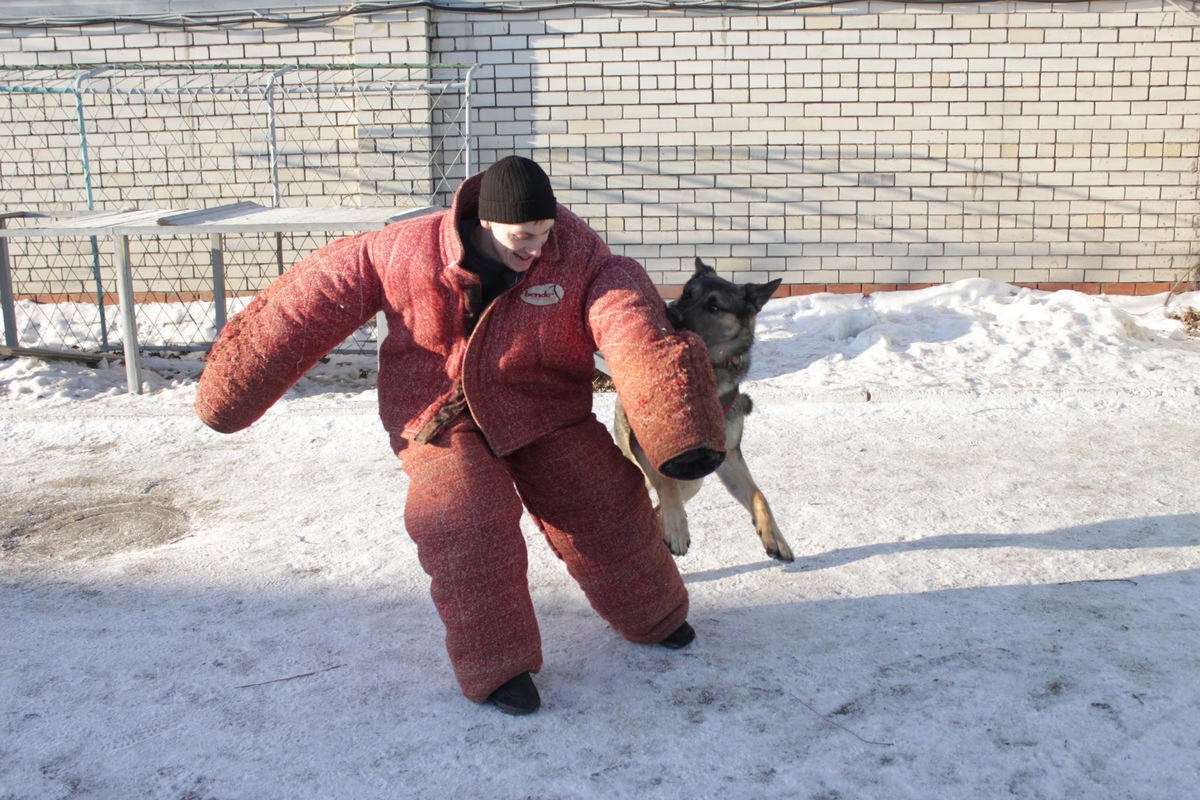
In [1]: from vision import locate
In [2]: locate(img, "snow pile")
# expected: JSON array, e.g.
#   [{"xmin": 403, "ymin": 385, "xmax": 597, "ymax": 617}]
[
  {"xmin": 753, "ymin": 279, "xmax": 1195, "ymax": 400},
  {"xmin": 2, "ymin": 279, "xmax": 1200, "ymax": 800}
]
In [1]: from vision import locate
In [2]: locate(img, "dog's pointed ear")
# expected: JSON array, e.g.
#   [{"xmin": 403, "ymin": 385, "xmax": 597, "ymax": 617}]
[
  {"xmin": 693, "ymin": 257, "xmax": 716, "ymax": 276},
  {"xmin": 744, "ymin": 278, "xmax": 783, "ymax": 311}
]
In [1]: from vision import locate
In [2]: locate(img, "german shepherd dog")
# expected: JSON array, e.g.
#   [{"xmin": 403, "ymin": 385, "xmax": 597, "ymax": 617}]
[{"xmin": 615, "ymin": 258, "xmax": 794, "ymax": 563}]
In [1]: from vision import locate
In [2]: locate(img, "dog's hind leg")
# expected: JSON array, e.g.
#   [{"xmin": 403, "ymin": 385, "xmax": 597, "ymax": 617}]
[{"xmin": 714, "ymin": 448, "xmax": 794, "ymax": 563}]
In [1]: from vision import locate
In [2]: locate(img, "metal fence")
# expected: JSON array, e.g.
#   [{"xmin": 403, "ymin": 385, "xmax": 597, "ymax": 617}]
[{"xmin": 0, "ymin": 62, "xmax": 475, "ymax": 356}]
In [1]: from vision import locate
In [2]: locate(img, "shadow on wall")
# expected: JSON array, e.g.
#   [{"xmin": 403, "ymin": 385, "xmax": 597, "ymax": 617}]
[{"xmin": 486, "ymin": 139, "xmax": 1143, "ymax": 261}]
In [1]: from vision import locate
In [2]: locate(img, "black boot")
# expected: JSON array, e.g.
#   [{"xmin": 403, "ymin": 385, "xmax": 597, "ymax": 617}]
[
  {"xmin": 659, "ymin": 621, "xmax": 696, "ymax": 650},
  {"xmin": 487, "ymin": 672, "xmax": 540, "ymax": 715}
]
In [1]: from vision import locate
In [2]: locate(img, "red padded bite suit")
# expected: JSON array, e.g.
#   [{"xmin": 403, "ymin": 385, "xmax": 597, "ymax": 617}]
[{"xmin": 195, "ymin": 171, "xmax": 725, "ymax": 702}]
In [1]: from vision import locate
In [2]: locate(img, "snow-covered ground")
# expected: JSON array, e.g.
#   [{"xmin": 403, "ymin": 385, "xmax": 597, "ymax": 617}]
[{"xmin": 2, "ymin": 279, "xmax": 1199, "ymax": 799}]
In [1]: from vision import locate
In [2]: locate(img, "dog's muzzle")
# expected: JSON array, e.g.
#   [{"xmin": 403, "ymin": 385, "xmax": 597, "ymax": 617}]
[{"xmin": 666, "ymin": 303, "xmax": 685, "ymax": 330}]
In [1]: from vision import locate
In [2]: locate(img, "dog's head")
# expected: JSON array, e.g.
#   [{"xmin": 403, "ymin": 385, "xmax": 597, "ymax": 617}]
[{"xmin": 667, "ymin": 258, "xmax": 782, "ymax": 364}]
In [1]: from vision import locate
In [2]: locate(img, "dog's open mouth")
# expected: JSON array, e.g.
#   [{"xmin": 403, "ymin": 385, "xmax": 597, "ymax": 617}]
[{"xmin": 708, "ymin": 342, "xmax": 745, "ymax": 366}]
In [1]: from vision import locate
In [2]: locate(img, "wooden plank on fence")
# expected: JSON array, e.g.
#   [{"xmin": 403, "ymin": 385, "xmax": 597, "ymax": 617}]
[
  {"xmin": 0, "ymin": 346, "xmax": 116, "ymax": 366},
  {"xmin": 157, "ymin": 202, "xmax": 266, "ymax": 226},
  {"xmin": 0, "ymin": 205, "xmax": 443, "ymax": 238},
  {"xmin": 155, "ymin": 204, "xmax": 441, "ymax": 232}
]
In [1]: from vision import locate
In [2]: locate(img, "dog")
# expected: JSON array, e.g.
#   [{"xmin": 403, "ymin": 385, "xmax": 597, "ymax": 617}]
[{"xmin": 615, "ymin": 258, "xmax": 794, "ymax": 563}]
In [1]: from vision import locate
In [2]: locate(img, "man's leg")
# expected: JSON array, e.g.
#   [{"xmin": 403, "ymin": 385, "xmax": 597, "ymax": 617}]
[
  {"xmin": 505, "ymin": 416, "xmax": 689, "ymax": 645},
  {"xmin": 397, "ymin": 419, "xmax": 542, "ymax": 703}
]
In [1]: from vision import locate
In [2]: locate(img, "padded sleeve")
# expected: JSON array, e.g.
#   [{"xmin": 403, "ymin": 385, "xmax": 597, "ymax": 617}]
[
  {"xmin": 586, "ymin": 255, "xmax": 726, "ymax": 472},
  {"xmin": 194, "ymin": 233, "xmax": 383, "ymax": 433}
]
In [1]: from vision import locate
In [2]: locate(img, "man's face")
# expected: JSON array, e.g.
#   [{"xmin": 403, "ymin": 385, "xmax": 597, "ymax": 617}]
[{"xmin": 479, "ymin": 218, "xmax": 555, "ymax": 273}]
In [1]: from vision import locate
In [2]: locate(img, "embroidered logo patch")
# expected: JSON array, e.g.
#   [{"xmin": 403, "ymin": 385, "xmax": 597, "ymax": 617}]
[{"xmin": 520, "ymin": 284, "xmax": 565, "ymax": 306}]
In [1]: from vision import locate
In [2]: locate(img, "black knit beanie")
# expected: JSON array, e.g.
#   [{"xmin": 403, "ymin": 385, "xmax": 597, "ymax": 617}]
[{"xmin": 477, "ymin": 156, "xmax": 558, "ymax": 224}]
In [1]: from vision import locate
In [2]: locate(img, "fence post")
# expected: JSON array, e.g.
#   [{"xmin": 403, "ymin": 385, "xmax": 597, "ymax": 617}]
[
  {"xmin": 113, "ymin": 234, "xmax": 143, "ymax": 394},
  {"xmin": 0, "ymin": 212, "xmax": 22, "ymax": 348},
  {"xmin": 266, "ymin": 66, "xmax": 294, "ymax": 276},
  {"xmin": 266, "ymin": 65, "xmax": 295, "ymax": 208},
  {"xmin": 72, "ymin": 65, "xmax": 112, "ymax": 350},
  {"xmin": 464, "ymin": 65, "xmax": 477, "ymax": 177},
  {"xmin": 210, "ymin": 232, "xmax": 226, "ymax": 332}
]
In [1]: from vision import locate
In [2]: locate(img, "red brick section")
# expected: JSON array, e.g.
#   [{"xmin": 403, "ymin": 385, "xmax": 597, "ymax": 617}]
[
  {"xmin": 11, "ymin": 283, "xmax": 1189, "ymax": 304},
  {"xmin": 657, "ymin": 282, "xmax": 1182, "ymax": 300}
]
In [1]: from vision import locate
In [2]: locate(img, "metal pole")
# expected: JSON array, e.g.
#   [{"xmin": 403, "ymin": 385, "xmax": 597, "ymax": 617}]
[
  {"xmin": 210, "ymin": 232, "xmax": 226, "ymax": 333},
  {"xmin": 0, "ymin": 213, "xmax": 21, "ymax": 349},
  {"xmin": 73, "ymin": 66, "xmax": 112, "ymax": 349},
  {"xmin": 464, "ymin": 65, "xmax": 476, "ymax": 178},
  {"xmin": 266, "ymin": 67, "xmax": 294, "ymax": 277},
  {"xmin": 266, "ymin": 65, "xmax": 295, "ymax": 208},
  {"xmin": 72, "ymin": 67, "xmax": 108, "ymax": 212},
  {"xmin": 113, "ymin": 234, "xmax": 143, "ymax": 394}
]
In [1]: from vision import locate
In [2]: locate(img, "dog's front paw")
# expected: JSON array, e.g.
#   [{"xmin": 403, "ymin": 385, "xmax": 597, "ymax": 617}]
[
  {"xmin": 660, "ymin": 509, "xmax": 691, "ymax": 556},
  {"xmin": 664, "ymin": 531, "xmax": 691, "ymax": 557}
]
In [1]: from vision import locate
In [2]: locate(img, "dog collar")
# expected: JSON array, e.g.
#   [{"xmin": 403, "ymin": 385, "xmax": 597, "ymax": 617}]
[{"xmin": 720, "ymin": 391, "xmax": 740, "ymax": 416}]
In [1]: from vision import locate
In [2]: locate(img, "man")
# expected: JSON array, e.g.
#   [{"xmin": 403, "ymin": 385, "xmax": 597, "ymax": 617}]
[{"xmin": 195, "ymin": 156, "xmax": 725, "ymax": 714}]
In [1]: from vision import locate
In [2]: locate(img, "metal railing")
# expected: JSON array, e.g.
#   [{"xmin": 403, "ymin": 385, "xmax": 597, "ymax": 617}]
[
  {"xmin": 0, "ymin": 62, "xmax": 474, "ymax": 358},
  {"xmin": 1, "ymin": 61, "xmax": 475, "ymax": 212}
]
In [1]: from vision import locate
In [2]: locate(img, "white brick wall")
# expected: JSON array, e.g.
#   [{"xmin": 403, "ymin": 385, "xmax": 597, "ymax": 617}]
[
  {"xmin": 429, "ymin": 1, "xmax": 1200, "ymax": 292},
  {"xmin": 1, "ymin": 0, "xmax": 1198, "ymax": 294}
]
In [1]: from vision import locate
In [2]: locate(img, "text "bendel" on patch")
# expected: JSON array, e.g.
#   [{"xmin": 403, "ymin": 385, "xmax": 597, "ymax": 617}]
[{"xmin": 520, "ymin": 284, "xmax": 565, "ymax": 306}]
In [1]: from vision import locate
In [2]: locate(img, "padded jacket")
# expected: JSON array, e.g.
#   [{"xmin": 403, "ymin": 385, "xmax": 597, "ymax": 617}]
[{"xmin": 194, "ymin": 171, "xmax": 726, "ymax": 470}]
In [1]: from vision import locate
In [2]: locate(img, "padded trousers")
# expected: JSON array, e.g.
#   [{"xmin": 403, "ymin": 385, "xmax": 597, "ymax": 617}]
[{"xmin": 395, "ymin": 413, "xmax": 689, "ymax": 703}]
